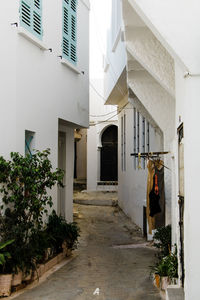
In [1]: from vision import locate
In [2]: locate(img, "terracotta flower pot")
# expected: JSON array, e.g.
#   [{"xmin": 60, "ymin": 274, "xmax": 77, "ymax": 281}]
[
  {"xmin": 45, "ymin": 248, "xmax": 52, "ymax": 261},
  {"xmin": 22, "ymin": 271, "xmax": 32, "ymax": 282},
  {"xmin": 12, "ymin": 270, "xmax": 22, "ymax": 286},
  {"xmin": 44, "ymin": 256, "xmax": 57, "ymax": 272},
  {"xmin": 0, "ymin": 274, "xmax": 12, "ymax": 297},
  {"xmin": 161, "ymin": 276, "xmax": 170, "ymax": 291},
  {"xmin": 154, "ymin": 273, "xmax": 160, "ymax": 288},
  {"xmin": 65, "ymin": 248, "xmax": 72, "ymax": 257},
  {"xmin": 57, "ymin": 252, "xmax": 65, "ymax": 263}
]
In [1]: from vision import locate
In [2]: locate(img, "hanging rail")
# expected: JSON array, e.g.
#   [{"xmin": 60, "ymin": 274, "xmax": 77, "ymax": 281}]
[{"xmin": 130, "ymin": 151, "xmax": 169, "ymax": 157}]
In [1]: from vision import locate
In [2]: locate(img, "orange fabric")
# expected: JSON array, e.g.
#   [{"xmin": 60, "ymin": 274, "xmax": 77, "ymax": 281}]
[{"xmin": 154, "ymin": 174, "xmax": 159, "ymax": 195}]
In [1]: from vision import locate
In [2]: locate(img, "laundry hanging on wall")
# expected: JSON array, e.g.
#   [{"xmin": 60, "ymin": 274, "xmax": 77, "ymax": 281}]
[
  {"xmin": 146, "ymin": 159, "xmax": 165, "ymax": 234},
  {"xmin": 130, "ymin": 151, "xmax": 169, "ymax": 235}
]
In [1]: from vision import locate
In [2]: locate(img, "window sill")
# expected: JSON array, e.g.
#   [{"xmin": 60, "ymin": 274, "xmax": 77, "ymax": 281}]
[
  {"xmin": 61, "ymin": 58, "xmax": 81, "ymax": 74},
  {"xmin": 17, "ymin": 27, "xmax": 48, "ymax": 51}
]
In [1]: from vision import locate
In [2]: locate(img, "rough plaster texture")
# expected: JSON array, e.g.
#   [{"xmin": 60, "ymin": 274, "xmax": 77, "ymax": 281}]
[
  {"xmin": 14, "ymin": 204, "xmax": 162, "ymax": 300},
  {"xmin": 127, "ymin": 0, "xmax": 200, "ymax": 72},
  {"xmin": 126, "ymin": 27, "xmax": 175, "ymax": 97}
]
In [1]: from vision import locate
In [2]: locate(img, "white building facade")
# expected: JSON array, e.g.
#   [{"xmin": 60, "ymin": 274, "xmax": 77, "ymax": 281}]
[
  {"xmin": 0, "ymin": 0, "xmax": 90, "ymax": 221},
  {"xmin": 106, "ymin": 0, "xmax": 200, "ymax": 299},
  {"xmin": 105, "ymin": 0, "xmax": 167, "ymax": 232}
]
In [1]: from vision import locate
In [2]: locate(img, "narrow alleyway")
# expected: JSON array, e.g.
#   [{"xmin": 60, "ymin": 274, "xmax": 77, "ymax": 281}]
[{"xmin": 14, "ymin": 204, "xmax": 162, "ymax": 300}]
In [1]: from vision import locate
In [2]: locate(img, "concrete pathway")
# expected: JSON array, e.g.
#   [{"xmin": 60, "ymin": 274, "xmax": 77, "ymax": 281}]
[
  {"xmin": 73, "ymin": 191, "xmax": 118, "ymax": 206},
  {"xmin": 15, "ymin": 204, "xmax": 162, "ymax": 300}
]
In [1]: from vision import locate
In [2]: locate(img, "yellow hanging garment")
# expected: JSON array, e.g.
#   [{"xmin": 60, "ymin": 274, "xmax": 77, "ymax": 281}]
[{"xmin": 146, "ymin": 160, "xmax": 155, "ymax": 234}]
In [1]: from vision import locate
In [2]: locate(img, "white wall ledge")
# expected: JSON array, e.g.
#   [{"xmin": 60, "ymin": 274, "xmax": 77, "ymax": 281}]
[
  {"xmin": 17, "ymin": 27, "xmax": 49, "ymax": 51},
  {"xmin": 61, "ymin": 58, "xmax": 81, "ymax": 74},
  {"xmin": 112, "ymin": 28, "xmax": 121, "ymax": 53}
]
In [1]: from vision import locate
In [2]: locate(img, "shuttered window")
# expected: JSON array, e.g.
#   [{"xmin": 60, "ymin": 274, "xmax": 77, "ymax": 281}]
[
  {"xmin": 62, "ymin": 0, "xmax": 77, "ymax": 65},
  {"xmin": 25, "ymin": 130, "xmax": 35, "ymax": 156},
  {"xmin": 20, "ymin": 0, "xmax": 43, "ymax": 40}
]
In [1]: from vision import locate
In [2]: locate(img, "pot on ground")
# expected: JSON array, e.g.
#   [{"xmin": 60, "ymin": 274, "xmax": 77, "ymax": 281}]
[
  {"xmin": 22, "ymin": 270, "xmax": 32, "ymax": 282},
  {"xmin": 0, "ymin": 274, "xmax": 12, "ymax": 297},
  {"xmin": 161, "ymin": 276, "xmax": 170, "ymax": 291},
  {"xmin": 65, "ymin": 248, "xmax": 72, "ymax": 257},
  {"xmin": 12, "ymin": 270, "xmax": 22, "ymax": 286},
  {"xmin": 153, "ymin": 273, "xmax": 160, "ymax": 289}
]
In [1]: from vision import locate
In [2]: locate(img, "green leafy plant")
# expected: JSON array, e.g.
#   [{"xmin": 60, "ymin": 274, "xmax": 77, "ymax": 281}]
[
  {"xmin": 151, "ymin": 248, "xmax": 178, "ymax": 279},
  {"xmin": 0, "ymin": 149, "xmax": 64, "ymax": 273},
  {"xmin": 153, "ymin": 225, "xmax": 171, "ymax": 257},
  {"xmin": 0, "ymin": 240, "xmax": 14, "ymax": 274},
  {"xmin": 64, "ymin": 222, "xmax": 80, "ymax": 250},
  {"xmin": 46, "ymin": 210, "xmax": 80, "ymax": 254}
]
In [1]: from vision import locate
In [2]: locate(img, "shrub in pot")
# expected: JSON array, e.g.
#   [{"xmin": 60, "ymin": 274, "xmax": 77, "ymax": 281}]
[
  {"xmin": 46, "ymin": 210, "xmax": 80, "ymax": 256},
  {"xmin": 153, "ymin": 225, "xmax": 171, "ymax": 258},
  {"xmin": 150, "ymin": 246, "xmax": 178, "ymax": 291},
  {"xmin": 0, "ymin": 149, "xmax": 64, "ymax": 278},
  {"xmin": 64, "ymin": 222, "xmax": 80, "ymax": 251},
  {"xmin": 0, "ymin": 240, "xmax": 14, "ymax": 296}
]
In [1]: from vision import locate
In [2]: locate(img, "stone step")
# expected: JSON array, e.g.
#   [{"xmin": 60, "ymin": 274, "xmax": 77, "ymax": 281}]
[
  {"xmin": 73, "ymin": 198, "xmax": 117, "ymax": 207},
  {"xmin": 166, "ymin": 286, "xmax": 184, "ymax": 300}
]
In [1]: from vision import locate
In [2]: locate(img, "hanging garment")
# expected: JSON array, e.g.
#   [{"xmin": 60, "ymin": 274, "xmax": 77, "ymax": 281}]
[
  {"xmin": 154, "ymin": 160, "xmax": 165, "ymax": 228},
  {"xmin": 146, "ymin": 160, "xmax": 156, "ymax": 234},
  {"xmin": 149, "ymin": 173, "xmax": 161, "ymax": 217}
]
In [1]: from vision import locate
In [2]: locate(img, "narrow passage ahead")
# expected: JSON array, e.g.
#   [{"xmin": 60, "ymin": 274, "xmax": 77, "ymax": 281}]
[{"xmin": 15, "ymin": 204, "xmax": 161, "ymax": 300}]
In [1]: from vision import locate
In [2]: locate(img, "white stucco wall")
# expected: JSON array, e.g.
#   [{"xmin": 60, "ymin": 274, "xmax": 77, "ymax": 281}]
[
  {"xmin": 175, "ymin": 62, "xmax": 200, "ymax": 299},
  {"xmin": 122, "ymin": 0, "xmax": 200, "ymax": 298},
  {"xmin": 0, "ymin": 0, "xmax": 89, "ymax": 221},
  {"xmin": 76, "ymin": 129, "xmax": 87, "ymax": 180},
  {"xmin": 104, "ymin": 0, "xmax": 127, "ymax": 104},
  {"xmin": 118, "ymin": 98, "xmax": 163, "ymax": 230},
  {"xmin": 127, "ymin": 0, "xmax": 200, "ymax": 73}
]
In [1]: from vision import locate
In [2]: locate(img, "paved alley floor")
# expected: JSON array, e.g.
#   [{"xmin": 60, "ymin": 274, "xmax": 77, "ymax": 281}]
[{"xmin": 15, "ymin": 204, "xmax": 162, "ymax": 300}]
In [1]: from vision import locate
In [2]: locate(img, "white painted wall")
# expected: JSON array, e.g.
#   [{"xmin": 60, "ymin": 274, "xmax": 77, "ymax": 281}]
[
  {"xmin": 104, "ymin": 0, "xmax": 174, "ymax": 231},
  {"xmin": 104, "ymin": 0, "xmax": 127, "ymax": 103},
  {"xmin": 76, "ymin": 129, "xmax": 87, "ymax": 180},
  {"xmin": 0, "ymin": 0, "xmax": 89, "ymax": 221},
  {"xmin": 118, "ymin": 99, "xmax": 163, "ymax": 229},
  {"xmin": 127, "ymin": 0, "xmax": 200, "ymax": 72},
  {"xmin": 121, "ymin": 0, "xmax": 200, "ymax": 298}
]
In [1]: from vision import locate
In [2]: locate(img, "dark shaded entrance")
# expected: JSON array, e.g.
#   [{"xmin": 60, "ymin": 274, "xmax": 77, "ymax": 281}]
[{"xmin": 100, "ymin": 125, "xmax": 118, "ymax": 181}]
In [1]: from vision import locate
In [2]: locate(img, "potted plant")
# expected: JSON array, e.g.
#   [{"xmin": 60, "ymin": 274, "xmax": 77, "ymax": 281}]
[
  {"xmin": 151, "ymin": 248, "xmax": 178, "ymax": 291},
  {"xmin": 64, "ymin": 222, "xmax": 80, "ymax": 255},
  {"xmin": 0, "ymin": 149, "xmax": 64, "ymax": 282},
  {"xmin": 46, "ymin": 210, "xmax": 80, "ymax": 257},
  {"xmin": 0, "ymin": 239, "xmax": 14, "ymax": 297},
  {"xmin": 150, "ymin": 226, "xmax": 178, "ymax": 291},
  {"xmin": 153, "ymin": 225, "xmax": 171, "ymax": 258}
]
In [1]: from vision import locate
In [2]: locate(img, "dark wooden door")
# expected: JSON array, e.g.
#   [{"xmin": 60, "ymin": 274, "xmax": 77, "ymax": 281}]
[{"xmin": 100, "ymin": 125, "xmax": 118, "ymax": 181}]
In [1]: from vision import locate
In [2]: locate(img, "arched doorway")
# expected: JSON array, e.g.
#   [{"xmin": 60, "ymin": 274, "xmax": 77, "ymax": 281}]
[{"xmin": 100, "ymin": 125, "xmax": 118, "ymax": 181}]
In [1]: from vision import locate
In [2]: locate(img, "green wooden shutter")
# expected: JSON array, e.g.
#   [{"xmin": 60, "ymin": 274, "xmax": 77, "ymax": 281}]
[
  {"xmin": 62, "ymin": 0, "xmax": 77, "ymax": 65},
  {"xmin": 20, "ymin": 0, "xmax": 43, "ymax": 40},
  {"xmin": 20, "ymin": 0, "xmax": 32, "ymax": 30},
  {"xmin": 33, "ymin": 0, "xmax": 43, "ymax": 39}
]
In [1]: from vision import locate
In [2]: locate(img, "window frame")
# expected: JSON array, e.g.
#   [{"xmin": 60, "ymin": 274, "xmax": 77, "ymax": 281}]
[
  {"xmin": 62, "ymin": 0, "xmax": 78, "ymax": 65},
  {"xmin": 20, "ymin": 0, "xmax": 43, "ymax": 41}
]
